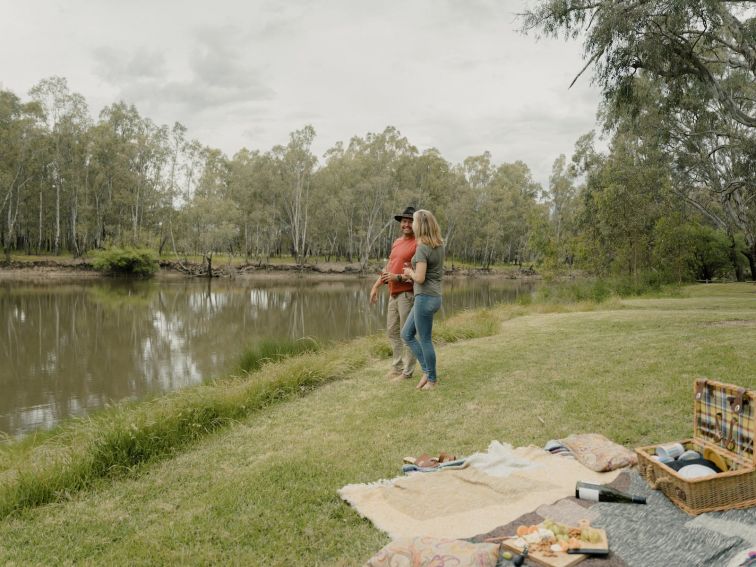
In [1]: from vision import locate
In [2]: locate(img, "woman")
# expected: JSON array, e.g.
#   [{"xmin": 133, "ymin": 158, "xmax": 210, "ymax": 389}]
[{"xmin": 401, "ymin": 209, "xmax": 444, "ymax": 391}]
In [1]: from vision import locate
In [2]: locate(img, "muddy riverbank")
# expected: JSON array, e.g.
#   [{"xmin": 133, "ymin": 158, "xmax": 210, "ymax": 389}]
[{"xmin": 0, "ymin": 258, "xmax": 538, "ymax": 281}]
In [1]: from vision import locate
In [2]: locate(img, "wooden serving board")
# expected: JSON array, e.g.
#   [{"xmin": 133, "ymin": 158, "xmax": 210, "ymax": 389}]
[{"xmin": 500, "ymin": 529, "xmax": 608, "ymax": 567}]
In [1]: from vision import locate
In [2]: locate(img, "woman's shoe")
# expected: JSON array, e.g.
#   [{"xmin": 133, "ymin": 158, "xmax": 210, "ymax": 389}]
[{"xmin": 416, "ymin": 374, "xmax": 429, "ymax": 389}]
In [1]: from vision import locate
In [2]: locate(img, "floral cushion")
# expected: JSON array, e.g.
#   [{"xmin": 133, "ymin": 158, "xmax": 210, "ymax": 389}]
[{"xmin": 365, "ymin": 536, "xmax": 500, "ymax": 567}]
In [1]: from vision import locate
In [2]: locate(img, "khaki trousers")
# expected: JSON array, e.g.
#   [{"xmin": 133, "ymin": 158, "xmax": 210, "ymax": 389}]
[{"xmin": 387, "ymin": 291, "xmax": 416, "ymax": 375}]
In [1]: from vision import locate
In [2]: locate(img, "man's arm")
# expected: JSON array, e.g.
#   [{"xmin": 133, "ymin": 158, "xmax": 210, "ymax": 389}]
[
  {"xmin": 370, "ymin": 274, "xmax": 384, "ymax": 304},
  {"xmin": 370, "ymin": 261, "xmax": 392, "ymax": 304}
]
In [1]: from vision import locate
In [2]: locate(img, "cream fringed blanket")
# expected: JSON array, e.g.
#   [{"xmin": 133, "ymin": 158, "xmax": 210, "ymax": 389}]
[{"xmin": 338, "ymin": 442, "xmax": 623, "ymax": 540}]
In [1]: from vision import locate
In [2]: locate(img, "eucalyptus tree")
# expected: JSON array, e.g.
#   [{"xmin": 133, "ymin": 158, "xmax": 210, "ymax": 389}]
[
  {"xmin": 457, "ymin": 152, "xmax": 495, "ymax": 264},
  {"xmin": 0, "ymin": 90, "xmax": 44, "ymax": 259},
  {"xmin": 657, "ymin": 87, "xmax": 755, "ymax": 279},
  {"xmin": 492, "ymin": 161, "xmax": 543, "ymax": 265},
  {"xmin": 599, "ymin": 77, "xmax": 754, "ymax": 278},
  {"xmin": 318, "ymin": 127, "xmax": 418, "ymax": 270},
  {"xmin": 310, "ymin": 142, "xmax": 353, "ymax": 262},
  {"xmin": 87, "ymin": 120, "xmax": 121, "ymax": 248},
  {"xmin": 181, "ymin": 147, "xmax": 238, "ymax": 270},
  {"xmin": 521, "ymin": 0, "xmax": 755, "ymax": 278},
  {"xmin": 521, "ymin": 0, "xmax": 754, "ymax": 127},
  {"xmin": 398, "ymin": 147, "xmax": 461, "ymax": 252},
  {"xmin": 547, "ymin": 154, "xmax": 578, "ymax": 266},
  {"xmin": 470, "ymin": 160, "xmax": 542, "ymax": 268},
  {"xmin": 574, "ymin": 129, "xmax": 677, "ymax": 275},
  {"xmin": 87, "ymin": 103, "xmax": 172, "ymax": 249},
  {"xmin": 270, "ymin": 125, "xmax": 317, "ymax": 264},
  {"xmin": 94, "ymin": 104, "xmax": 141, "ymax": 246},
  {"xmin": 653, "ymin": 216, "xmax": 737, "ymax": 281},
  {"xmin": 158, "ymin": 122, "xmax": 188, "ymax": 256},
  {"xmin": 29, "ymin": 77, "xmax": 91, "ymax": 254},
  {"xmin": 453, "ymin": 153, "xmax": 541, "ymax": 267},
  {"xmin": 355, "ymin": 127, "xmax": 419, "ymax": 270},
  {"xmin": 58, "ymin": 94, "xmax": 92, "ymax": 255},
  {"xmin": 228, "ymin": 148, "xmax": 282, "ymax": 262}
]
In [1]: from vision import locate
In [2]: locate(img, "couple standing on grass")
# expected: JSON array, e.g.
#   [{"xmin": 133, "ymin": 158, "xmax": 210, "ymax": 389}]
[{"xmin": 370, "ymin": 206, "xmax": 444, "ymax": 391}]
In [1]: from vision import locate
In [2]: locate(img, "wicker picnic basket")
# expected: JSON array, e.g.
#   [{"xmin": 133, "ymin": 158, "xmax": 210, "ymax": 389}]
[{"xmin": 636, "ymin": 379, "xmax": 756, "ymax": 515}]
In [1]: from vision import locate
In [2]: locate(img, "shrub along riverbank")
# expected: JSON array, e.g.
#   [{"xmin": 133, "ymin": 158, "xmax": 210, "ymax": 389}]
[{"xmin": 0, "ymin": 283, "xmax": 754, "ymax": 565}]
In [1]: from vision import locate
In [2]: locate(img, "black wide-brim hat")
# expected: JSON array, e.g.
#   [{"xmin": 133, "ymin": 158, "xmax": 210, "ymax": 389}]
[{"xmin": 394, "ymin": 206, "xmax": 416, "ymax": 222}]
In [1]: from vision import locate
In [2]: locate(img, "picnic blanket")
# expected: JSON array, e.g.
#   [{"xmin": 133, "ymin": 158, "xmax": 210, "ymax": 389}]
[
  {"xmin": 339, "ymin": 441, "xmax": 622, "ymax": 540},
  {"xmin": 469, "ymin": 471, "xmax": 756, "ymax": 567}
]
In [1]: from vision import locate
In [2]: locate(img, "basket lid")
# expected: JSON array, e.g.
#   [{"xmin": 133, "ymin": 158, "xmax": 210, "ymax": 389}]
[{"xmin": 694, "ymin": 379, "xmax": 755, "ymax": 465}]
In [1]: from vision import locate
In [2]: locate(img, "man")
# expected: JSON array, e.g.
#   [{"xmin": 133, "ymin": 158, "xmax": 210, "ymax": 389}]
[{"xmin": 370, "ymin": 206, "xmax": 418, "ymax": 381}]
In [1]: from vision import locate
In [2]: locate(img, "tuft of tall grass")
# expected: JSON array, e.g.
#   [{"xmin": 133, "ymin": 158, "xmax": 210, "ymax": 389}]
[
  {"xmin": 534, "ymin": 275, "xmax": 679, "ymax": 304},
  {"xmin": 238, "ymin": 337, "xmax": 321, "ymax": 373},
  {"xmin": 365, "ymin": 335, "xmax": 393, "ymax": 358},
  {"xmin": 0, "ymin": 335, "xmax": 375, "ymax": 519},
  {"xmin": 435, "ymin": 309, "xmax": 498, "ymax": 342}
]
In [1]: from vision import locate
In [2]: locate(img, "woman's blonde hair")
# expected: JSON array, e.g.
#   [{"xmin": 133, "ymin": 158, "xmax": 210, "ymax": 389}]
[{"xmin": 413, "ymin": 209, "xmax": 443, "ymax": 248}]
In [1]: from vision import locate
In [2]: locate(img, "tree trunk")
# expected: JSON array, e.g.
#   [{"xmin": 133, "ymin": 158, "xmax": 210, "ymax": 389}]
[
  {"xmin": 132, "ymin": 185, "xmax": 140, "ymax": 245},
  {"xmin": 743, "ymin": 244, "xmax": 756, "ymax": 282},
  {"xmin": 37, "ymin": 190, "xmax": 43, "ymax": 254},
  {"xmin": 729, "ymin": 234, "xmax": 745, "ymax": 282},
  {"xmin": 71, "ymin": 191, "xmax": 80, "ymax": 257},
  {"xmin": 244, "ymin": 222, "xmax": 249, "ymax": 263},
  {"xmin": 54, "ymin": 178, "xmax": 61, "ymax": 255},
  {"xmin": 5, "ymin": 198, "xmax": 11, "ymax": 263},
  {"xmin": 205, "ymin": 253, "xmax": 213, "ymax": 278},
  {"xmin": 158, "ymin": 235, "xmax": 168, "ymax": 256}
]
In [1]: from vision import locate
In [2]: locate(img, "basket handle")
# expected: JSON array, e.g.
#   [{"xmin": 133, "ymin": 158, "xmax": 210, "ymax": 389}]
[
  {"xmin": 729, "ymin": 388, "xmax": 746, "ymax": 414},
  {"xmin": 714, "ymin": 413, "xmax": 724, "ymax": 443},
  {"xmin": 649, "ymin": 473, "xmax": 687, "ymax": 502},
  {"xmin": 695, "ymin": 379, "xmax": 707, "ymax": 400},
  {"xmin": 725, "ymin": 416, "xmax": 738, "ymax": 451},
  {"xmin": 649, "ymin": 476, "xmax": 671, "ymax": 490}
]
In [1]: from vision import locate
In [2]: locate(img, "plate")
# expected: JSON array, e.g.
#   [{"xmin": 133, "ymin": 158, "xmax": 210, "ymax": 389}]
[{"xmin": 677, "ymin": 464, "xmax": 718, "ymax": 479}]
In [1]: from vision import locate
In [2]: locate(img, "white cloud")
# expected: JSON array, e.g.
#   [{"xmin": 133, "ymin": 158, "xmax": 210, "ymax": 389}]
[
  {"xmin": 0, "ymin": 0, "xmax": 603, "ymax": 187},
  {"xmin": 93, "ymin": 47, "xmax": 166, "ymax": 83}
]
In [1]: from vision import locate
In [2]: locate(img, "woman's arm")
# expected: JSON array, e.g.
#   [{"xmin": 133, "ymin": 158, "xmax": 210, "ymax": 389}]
[{"xmin": 403, "ymin": 261, "xmax": 427, "ymax": 284}]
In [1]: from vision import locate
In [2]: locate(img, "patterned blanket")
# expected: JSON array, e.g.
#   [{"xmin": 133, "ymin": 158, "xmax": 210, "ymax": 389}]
[{"xmin": 469, "ymin": 471, "xmax": 756, "ymax": 567}]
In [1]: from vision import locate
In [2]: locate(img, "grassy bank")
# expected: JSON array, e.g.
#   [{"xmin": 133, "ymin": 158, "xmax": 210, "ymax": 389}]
[
  {"xmin": 0, "ymin": 284, "xmax": 754, "ymax": 565},
  {"xmin": 0, "ymin": 309, "xmax": 499, "ymax": 519}
]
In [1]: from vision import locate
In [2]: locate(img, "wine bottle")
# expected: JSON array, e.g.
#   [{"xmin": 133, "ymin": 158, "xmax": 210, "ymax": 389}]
[{"xmin": 575, "ymin": 481, "xmax": 647, "ymax": 504}]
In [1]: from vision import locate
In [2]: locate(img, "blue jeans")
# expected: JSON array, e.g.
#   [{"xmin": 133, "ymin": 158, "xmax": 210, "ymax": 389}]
[{"xmin": 401, "ymin": 294, "xmax": 442, "ymax": 382}]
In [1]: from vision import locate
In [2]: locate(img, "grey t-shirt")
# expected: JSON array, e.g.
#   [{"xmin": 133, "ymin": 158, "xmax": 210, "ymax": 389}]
[{"xmin": 412, "ymin": 243, "xmax": 444, "ymax": 296}]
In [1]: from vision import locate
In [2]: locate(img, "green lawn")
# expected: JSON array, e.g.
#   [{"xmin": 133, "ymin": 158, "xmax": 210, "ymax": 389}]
[{"xmin": 0, "ymin": 283, "xmax": 754, "ymax": 565}]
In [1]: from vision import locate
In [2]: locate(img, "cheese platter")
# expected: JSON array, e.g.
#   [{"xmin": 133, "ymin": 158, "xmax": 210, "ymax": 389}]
[{"xmin": 489, "ymin": 519, "xmax": 609, "ymax": 567}]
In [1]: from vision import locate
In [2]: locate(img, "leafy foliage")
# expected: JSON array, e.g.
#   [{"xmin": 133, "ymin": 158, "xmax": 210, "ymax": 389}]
[
  {"xmin": 91, "ymin": 247, "xmax": 158, "ymax": 276},
  {"xmin": 1, "ymin": 63, "xmax": 752, "ymax": 280},
  {"xmin": 238, "ymin": 338, "xmax": 321, "ymax": 373},
  {"xmin": 521, "ymin": 0, "xmax": 755, "ymax": 279},
  {"xmin": 655, "ymin": 222, "xmax": 739, "ymax": 282}
]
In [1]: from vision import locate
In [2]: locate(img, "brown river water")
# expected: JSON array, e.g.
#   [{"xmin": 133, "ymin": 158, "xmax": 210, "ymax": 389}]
[{"xmin": 0, "ymin": 275, "xmax": 535, "ymax": 438}]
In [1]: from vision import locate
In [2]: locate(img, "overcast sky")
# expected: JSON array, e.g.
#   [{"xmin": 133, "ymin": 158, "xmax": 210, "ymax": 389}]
[{"xmin": 1, "ymin": 0, "xmax": 602, "ymax": 188}]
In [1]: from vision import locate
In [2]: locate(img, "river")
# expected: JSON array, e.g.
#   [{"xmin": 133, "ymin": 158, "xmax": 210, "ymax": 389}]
[{"xmin": 0, "ymin": 275, "xmax": 535, "ymax": 437}]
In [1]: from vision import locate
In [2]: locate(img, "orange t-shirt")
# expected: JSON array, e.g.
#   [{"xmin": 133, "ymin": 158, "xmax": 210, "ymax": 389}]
[{"xmin": 387, "ymin": 236, "xmax": 417, "ymax": 295}]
